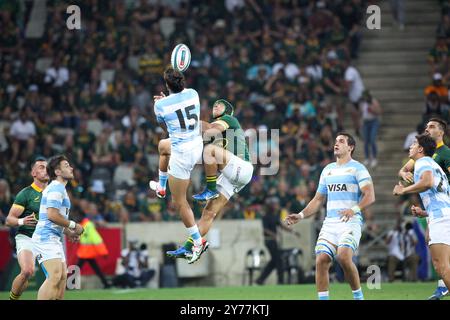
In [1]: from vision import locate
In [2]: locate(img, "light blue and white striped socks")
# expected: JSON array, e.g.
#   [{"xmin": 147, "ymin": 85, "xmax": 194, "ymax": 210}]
[
  {"xmin": 352, "ymin": 288, "xmax": 364, "ymax": 300},
  {"xmin": 187, "ymin": 225, "xmax": 202, "ymax": 246},
  {"xmin": 318, "ymin": 291, "xmax": 329, "ymax": 300},
  {"xmin": 159, "ymin": 170, "xmax": 168, "ymax": 190}
]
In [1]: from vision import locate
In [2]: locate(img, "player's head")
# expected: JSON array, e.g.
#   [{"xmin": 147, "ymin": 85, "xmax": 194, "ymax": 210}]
[
  {"xmin": 212, "ymin": 99, "xmax": 234, "ymax": 119},
  {"xmin": 334, "ymin": 132, "xmax": 356, "ymax": 157},
  {"xmin": 47, "ymin": 155, "xmax": 74, "ymax": 181},
  {"xmin": 409, "ymin": 133, "xmax": 436, "ymax": 160},
  {"xmin": 163, "ymin": 66, "xmax": 185, "ymax": 93},
  {"xmin": 425, "ymin": 118, "xmax": 447, "ymax": 142},
  {"xmin": 31, "ymin": 156, "xmax": 49, "ymax": 183}
]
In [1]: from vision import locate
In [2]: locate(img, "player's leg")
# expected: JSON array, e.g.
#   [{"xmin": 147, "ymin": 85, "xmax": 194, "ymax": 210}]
[
  {"xmin": 56, "ymin": 261, "xmax": 67, "ymax": 300},
  {"xmin": 169, "ymin": 175, "xmax": 206, "ymax": 263},
  {"xmin": 37, "ymin": 258, "xmax": 64, "ymax": 300},
  {"xmin": 430, "ymin": 244, "xmax": 450, "ymax": 291},
  {"xmin": 428, "ymin": 221, "xmax": 450, "ymax": 299},
  {"xmin": 149, "ymin": 138, "xmax": 171, "ymax": 198},
  {"xmin": 336, "ymin": 247, "xmax": 364, "ymax": 299},
  {"xmin": 10, "ymin": 248, "xmax": 35, "ymax": 300},
  {"xmin": 315, "ymin": 232, "xmax": 337, "ymax": 300},
  {"xmin": 194, "ymin": 144, "xmax": 231, "ymax": 201},
  {"xmin": 315, "ymin": 253, "xmax": 333, "ymax": 299},
  {"xmin": 337, "ymin": 223, "xmax": 364, "ymax": 299}
]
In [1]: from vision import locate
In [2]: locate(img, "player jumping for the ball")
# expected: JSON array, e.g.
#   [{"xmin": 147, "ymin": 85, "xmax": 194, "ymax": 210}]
[
  {"xmin": 150, "ymin": 99, "xmax": 254, "ymax": 259},
  {"xmin": 151, "ymin": 67, "xmax": 208, "ymax": 264}
]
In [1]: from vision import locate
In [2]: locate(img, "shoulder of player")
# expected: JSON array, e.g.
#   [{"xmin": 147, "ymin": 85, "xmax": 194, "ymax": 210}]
[{"xmin": 46, "ymin": 181, "xmax": 66, "ymax": 193}]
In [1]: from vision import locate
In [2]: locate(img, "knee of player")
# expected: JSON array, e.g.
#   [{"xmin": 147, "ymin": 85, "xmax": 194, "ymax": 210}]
[
  {"xmin": 315, "ymin": 254, "xmax": 332, "ymax": 268},
  {"xmin": 158, "ymin": 139, "xmax": 171, "ymax": 154},
  {"xmin": 336, "ymin": 254, "xmax": 354, "ymax": 269}
]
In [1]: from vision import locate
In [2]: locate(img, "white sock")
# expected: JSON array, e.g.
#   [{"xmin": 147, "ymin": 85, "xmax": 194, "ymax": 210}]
[
  {"xmin": 187, "ymin": 225, "xmax": 202, "ymax": 245},
  {"xmin": 438, "ymin": 279, "xmax": 446, "ymax": 288},
  {"xmin": 318, "ymin": 291, "xmax": 329, "ymax": 300}
]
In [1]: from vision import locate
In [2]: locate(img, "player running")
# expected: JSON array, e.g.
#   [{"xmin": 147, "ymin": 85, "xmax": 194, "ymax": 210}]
[
  {"xmin": 394, "ymin": 134, "xmax": 450, "ymax": 296},
  {"xmin": 6, "ymin": 157, "xmax": 48, "ymax": 300},
  {"xmin": 32, "ymin": 155, "xmax": 84, "ymax": 300},
  {"xmin": 161, "ymin": 99, "xmax": 254, "ymax": 258},
  {"xmin": 399, "ymin": 118, "xmax": 450, "ymax": 299},
  {"xmin": 150, "ymin": 67, "xmax": 207, "ymax": 264},
  {"xmin": 285, "ymin": 133, "xmax": 375, "ymax": 300}
]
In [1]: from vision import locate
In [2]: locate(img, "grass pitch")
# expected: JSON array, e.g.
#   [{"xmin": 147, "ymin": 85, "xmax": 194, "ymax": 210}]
[{"xmin": 0, "ymin": 282, "xmax": 447, "ymax": 300}]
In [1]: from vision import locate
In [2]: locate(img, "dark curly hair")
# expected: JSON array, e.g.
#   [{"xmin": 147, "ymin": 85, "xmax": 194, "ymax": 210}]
[{"xmin": 164, "ymin": 66, "xmax": 185, "ymax": 93}]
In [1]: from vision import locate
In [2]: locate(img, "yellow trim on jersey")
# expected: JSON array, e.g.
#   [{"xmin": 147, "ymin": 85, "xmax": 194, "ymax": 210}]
[
  {"xmin": 31, "ymin": 183, "xmax": 43, "ymax": 193},
  {"xmin": 12, "ymin": 204, "xmax": 25, "ymax": 210},
  {"xmin": 212, "ymin": 120, "xmax": 229, "ymax": 130},
  {"xmin": 436, "ymin": 141, "xmax": 444, "ymax": 149}
]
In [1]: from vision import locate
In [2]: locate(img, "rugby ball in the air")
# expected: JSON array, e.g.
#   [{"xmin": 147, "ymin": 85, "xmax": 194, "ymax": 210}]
[{"xmin": 171, "ymin": 43, "xmax": 191, "ymax": 72}]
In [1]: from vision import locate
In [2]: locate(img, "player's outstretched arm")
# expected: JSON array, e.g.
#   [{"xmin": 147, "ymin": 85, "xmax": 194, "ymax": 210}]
[
  {"xmin": 393, "ymin": 170, "xmax": 433, "ymax": 196},
  {"xmin": 47, "ymin": 208, "xmax": 84, "ymax": 235},
  {"xmin": 284, "ymin": 192, "xmax": 325, "ymax": 226}
]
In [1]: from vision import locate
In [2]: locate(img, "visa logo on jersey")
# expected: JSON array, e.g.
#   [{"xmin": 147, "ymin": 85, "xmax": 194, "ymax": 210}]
[{"xmin": 328, "ymin": 184, "xmax": 348, "ymax": 192}]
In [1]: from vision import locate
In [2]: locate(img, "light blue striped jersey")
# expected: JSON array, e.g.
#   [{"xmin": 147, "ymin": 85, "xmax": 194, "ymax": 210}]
[
  {"xmin": 154, "ymin": 88, "xmax": 202, "ymax": 152},
  {"xmin": 414, "ymin": 156, "xmax": 450, "ymax": 220},
  {"xmin": 317, "ymin": 159, "xmax": 372, "ymax": 222},
  {"xmin": 32, "ymin": 180, "xmax": 71, "ymax": 242}
]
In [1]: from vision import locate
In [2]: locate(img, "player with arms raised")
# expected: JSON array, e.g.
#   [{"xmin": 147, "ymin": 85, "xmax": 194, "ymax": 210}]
[
  {"xmin": 150, "ymin": 67, "xmax": 207, "ymax": 264},
  {"xmin": 285, "ymin": 133, "xmax": 375, "ymax": 300}
]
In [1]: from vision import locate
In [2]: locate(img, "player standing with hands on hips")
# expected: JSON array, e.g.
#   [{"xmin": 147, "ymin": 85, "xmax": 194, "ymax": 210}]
[{"xmin": 285, "ymin": 133, "xmax": 375, "ymax": 300}]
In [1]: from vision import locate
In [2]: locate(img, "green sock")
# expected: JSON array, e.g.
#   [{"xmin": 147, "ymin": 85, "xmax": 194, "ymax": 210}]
[
  {"xmin": 9, "ymin": 291, "xmax": 20, "ymax": 300},
  {"xmin": 183, "ymin": 237, "xmax": 194, "ymax": 251},
  {"xmin": 206, "ymin": 175, "xmax": 217, "ymax": 191}
]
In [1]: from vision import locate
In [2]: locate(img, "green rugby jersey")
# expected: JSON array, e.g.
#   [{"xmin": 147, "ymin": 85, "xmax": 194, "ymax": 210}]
[
  {"xmin": 213, "ymin": 114, "xmax": 250, "ymax": 162},
  {"xmin": 12, "ymin": 183, "xmax": 43, "ymax": 238},
  {"xmin": 432, "ymin": 141, "xmax": 450, "ymax": 181}
]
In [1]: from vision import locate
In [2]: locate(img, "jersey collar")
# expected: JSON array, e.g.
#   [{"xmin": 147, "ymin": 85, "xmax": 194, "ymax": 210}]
[
  {"xmin": 436, "ymin": 141, "xmax": 444, "ymax": 149},
  {"xmin": 31, "ymin": 182, "xmax": 43, "ymax": 193}
]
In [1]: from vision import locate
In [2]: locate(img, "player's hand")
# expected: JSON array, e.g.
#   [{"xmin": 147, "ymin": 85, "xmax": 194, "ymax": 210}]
[
  {"xmin": 393, "ymin": 183, "xmax": 404, "ymax": 196},
  {"xmin": 153, "ymin": 92, "xmax": 166, "ymax": 101},
  {"xmin": 411, "ymin": 205, "xmax": 428, "ymax": 218},
  {"xmin": 23, "ymin": 214, "xmax": 38, "ymax": 226},
  {"xmin": 66, "ymin": 230, "xmax": 80, "ymax": 243},
  {"xmin": 284, "ymin": 214, "xmax": 301, "ymax": 226},
  {"xmin": 339, "ymin": 209, "xmax": 355, "ymax": 223},
  {"xmin": 400, "ymin": 171, "xmax": 414, "ymax": 184},
  {"xmin": 74, "ymin": 223, "xmax": 84, "ymax": 236}
]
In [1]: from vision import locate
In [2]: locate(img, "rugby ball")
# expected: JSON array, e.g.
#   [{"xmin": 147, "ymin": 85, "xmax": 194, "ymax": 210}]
[{"xmin": 171, "ymin": 43, "xmax": 191, "ymax": 72}]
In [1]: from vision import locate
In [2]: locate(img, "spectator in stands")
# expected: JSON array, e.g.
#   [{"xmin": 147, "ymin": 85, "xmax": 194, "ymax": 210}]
[
  {"xmin": 360, "ymin": 90, "xmax": 382, "ymax": 168},
  {"xmin": 8, "ymin": 109, "xmax": 36, "ymax": 162},
  {"xmin": 390, "ymin": 0, "xmax": 405, "ymax": 30},
  {"xmin": 428, "ymin": 35, "xmax": 449, "ymax": 75},
  {"xmin": 423, "ymin": 92, "xmax": 443, "ymax": 123},
  {"xmin": 343, "ymin": 59, "xmax": 365, "ymax": 136},
  {"xmin": 424, "ymin": 73, "xmax": 448, "ymax": 105}
]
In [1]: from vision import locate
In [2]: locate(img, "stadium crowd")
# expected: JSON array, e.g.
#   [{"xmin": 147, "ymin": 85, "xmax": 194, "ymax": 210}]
[{"xmin": 0, "ymin": 0, "xmax": 368, "ymax": 227}]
